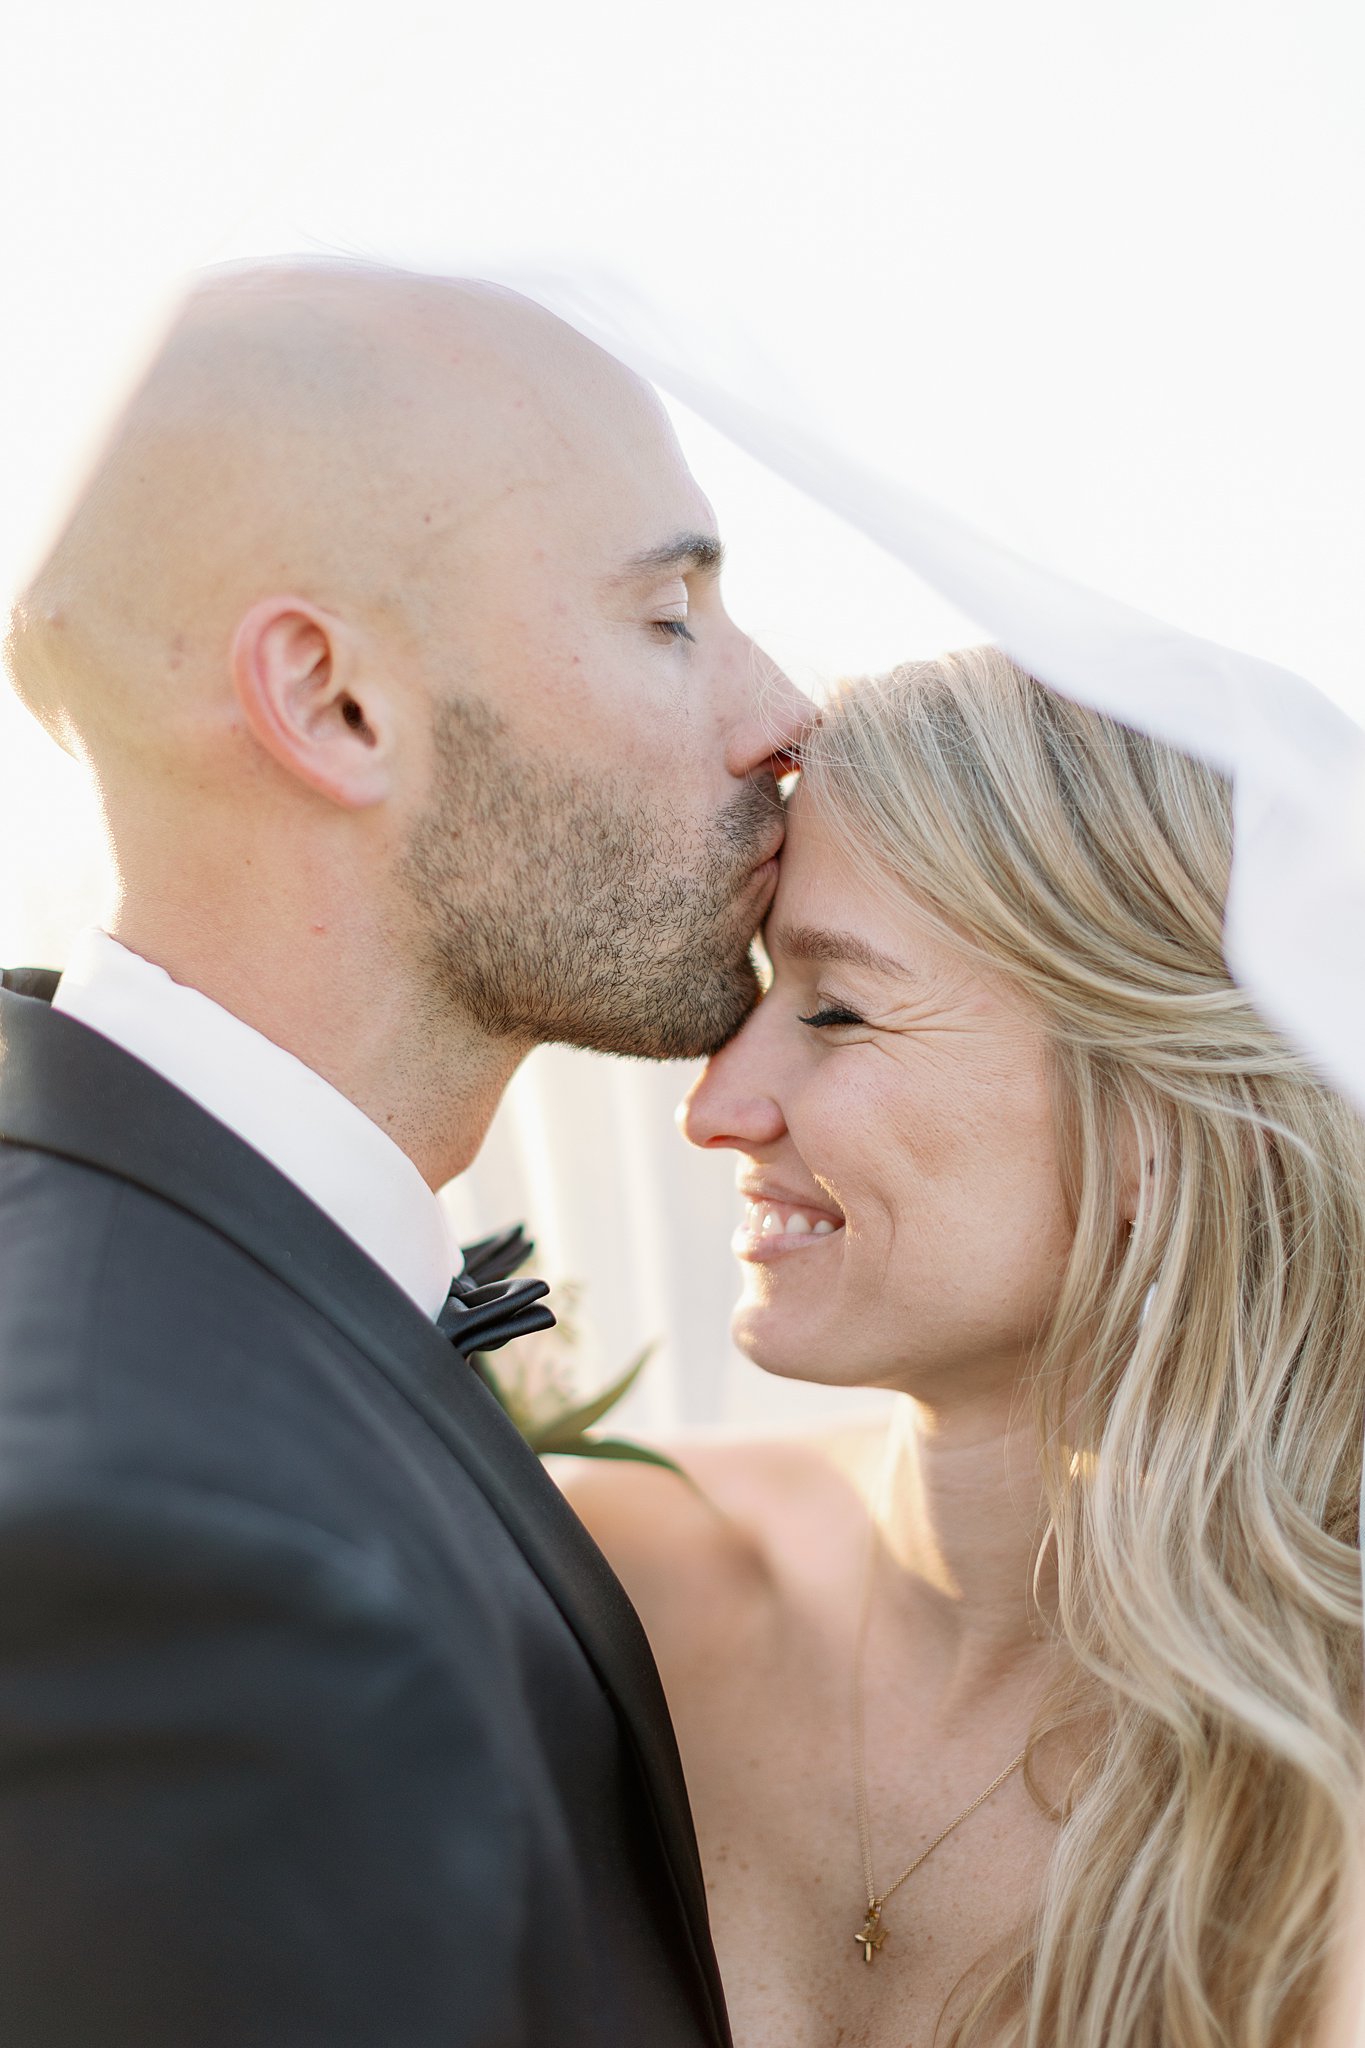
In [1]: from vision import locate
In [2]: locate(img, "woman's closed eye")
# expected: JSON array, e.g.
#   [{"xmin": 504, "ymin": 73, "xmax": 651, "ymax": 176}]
[
  {"xmin": 798, "ymin": 1004, "xmax": 866, "ymax": 1030},
  {"xmin": 654, "ymin": 617, "xmax": 695, "ymax": 643}
]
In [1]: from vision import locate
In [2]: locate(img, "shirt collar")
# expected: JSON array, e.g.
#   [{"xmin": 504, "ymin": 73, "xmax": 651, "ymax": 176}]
[{"xmin": 51, "ymin": 927, "xmax": 455, "ymax": 1319}]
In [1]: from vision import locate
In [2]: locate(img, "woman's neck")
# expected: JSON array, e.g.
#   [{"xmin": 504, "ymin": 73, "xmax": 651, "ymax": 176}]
[{"xmin": 870, "ymin": 1395, "xmax": 1057, "ymax": 1712}]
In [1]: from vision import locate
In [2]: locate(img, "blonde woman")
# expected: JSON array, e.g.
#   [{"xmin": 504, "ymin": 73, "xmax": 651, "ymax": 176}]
[{"xmin": 564, "ymin": 648, "xmax": 1365, "ymax": 2048}]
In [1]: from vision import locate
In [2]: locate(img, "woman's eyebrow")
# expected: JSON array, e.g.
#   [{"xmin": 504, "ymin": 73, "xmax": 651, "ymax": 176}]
[{"xmin": 768, "ymin": 923, "xmax": 912, "ymax": 979}]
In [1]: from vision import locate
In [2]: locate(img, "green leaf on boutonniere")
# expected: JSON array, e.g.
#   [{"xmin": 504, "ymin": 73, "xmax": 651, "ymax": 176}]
[
  {"xmin": 529, "ymin": 1346, "xmax": 652, "ymax": 1452},
  {"xmin": 471, "ymin": 1322, "xmax": 692, "ymax": 1485},
  {"xmin": 551, "ymin": 1436, "xmax": 697, "ymax": 1477}
]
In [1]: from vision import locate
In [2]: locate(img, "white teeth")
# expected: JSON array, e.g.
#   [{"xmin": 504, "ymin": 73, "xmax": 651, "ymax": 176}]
[{"xmin": 742, "ymin": 1198, "xmax": 842, "ymax": 1240}]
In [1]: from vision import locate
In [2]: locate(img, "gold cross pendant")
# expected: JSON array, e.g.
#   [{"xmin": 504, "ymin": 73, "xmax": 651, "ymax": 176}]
[{"xmin": 854, "ymin": 1905, "xmax": 888, "ymax": 1963}]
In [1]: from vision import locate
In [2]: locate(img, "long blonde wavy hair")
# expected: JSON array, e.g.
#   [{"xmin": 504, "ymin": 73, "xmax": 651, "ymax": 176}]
[{"xmin": 801, "ymin": 647, "xmax": 1365, "ymax": 2048}]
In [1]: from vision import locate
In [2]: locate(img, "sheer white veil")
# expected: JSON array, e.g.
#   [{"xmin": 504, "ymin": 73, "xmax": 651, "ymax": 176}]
[
  {"xmin": 5, "ymin": 249, "xmax": 1365, "ymax": 2030},
  {"xmin": 8, "ymin": 253, "xmax": 1365, "ymax": 1569},
  {"xmin": 9, "ymin": 259, "xmax": 1363, "ymax": 1116},
  {"xmin": 490, "ymin": 267, "xmax": 1365, "ymax": 1127}
]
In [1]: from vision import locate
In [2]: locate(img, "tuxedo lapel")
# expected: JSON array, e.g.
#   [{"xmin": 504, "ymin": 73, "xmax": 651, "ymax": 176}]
[{"xmin": 0, "ymin": 979, "xmax": 729, "ymax": 2045}]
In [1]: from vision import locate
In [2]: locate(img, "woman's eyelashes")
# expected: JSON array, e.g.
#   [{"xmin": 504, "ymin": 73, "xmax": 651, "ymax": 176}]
[
  {"xmin": 798, "ymin": 1003, "xmax": 866, "ymax": 1030},
  {"xmin": 653, "ymin": 617, "xmax": 695, "ymax": 643}
]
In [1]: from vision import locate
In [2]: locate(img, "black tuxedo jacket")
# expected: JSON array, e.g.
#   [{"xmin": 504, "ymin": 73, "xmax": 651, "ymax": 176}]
[{"xmin": 0, "ymin": 974, "xmax": 731, "ymax": 2048}]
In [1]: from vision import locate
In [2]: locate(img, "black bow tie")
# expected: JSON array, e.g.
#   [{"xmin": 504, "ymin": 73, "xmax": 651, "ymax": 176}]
[{"xmin": 437, "ymin": 1224, "xmax": 555, "ymax": 1360}]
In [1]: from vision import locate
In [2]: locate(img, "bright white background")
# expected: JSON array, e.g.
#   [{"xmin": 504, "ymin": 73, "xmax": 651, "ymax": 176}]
[{"xmin": 2, "ymin": 0, "xmax": 1361, "ymax": 1429}]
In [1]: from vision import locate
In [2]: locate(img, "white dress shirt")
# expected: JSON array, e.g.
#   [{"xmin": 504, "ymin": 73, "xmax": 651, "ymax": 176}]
[{"xmin": 52, "ymin": 927, "xmax": 455, "ymax": 1318}]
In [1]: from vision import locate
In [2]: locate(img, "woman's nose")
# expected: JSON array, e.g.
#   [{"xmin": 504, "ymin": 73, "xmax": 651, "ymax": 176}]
[{"xmin": 678, "ymin": 1021, "xmax": 788, "ymax": 1152}]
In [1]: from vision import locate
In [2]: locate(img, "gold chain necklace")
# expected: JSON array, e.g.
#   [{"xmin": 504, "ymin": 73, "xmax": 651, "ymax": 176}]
[{"xmin": 850, "ymin": 1460, "xmax": 1028, "ymax": 1965}]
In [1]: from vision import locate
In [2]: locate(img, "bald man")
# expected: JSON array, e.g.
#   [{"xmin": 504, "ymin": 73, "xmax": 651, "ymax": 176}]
[{"xmin": 0, "ymin": 265, "xmax": 807, "ymax": 2048}]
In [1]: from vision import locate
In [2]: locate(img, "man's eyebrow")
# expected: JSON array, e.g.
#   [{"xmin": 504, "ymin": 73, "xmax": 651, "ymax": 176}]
[
  {"xmin": 614, "ymin": 530, "xmax": 725, "ymax": 582},
  {"xmin": 768, "ymin": 924, "xmax": 912, "ymax": 980}
]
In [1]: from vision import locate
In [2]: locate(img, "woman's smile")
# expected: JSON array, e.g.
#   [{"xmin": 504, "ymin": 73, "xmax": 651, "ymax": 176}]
[{"xmin": 733, "ymin": 1179, "xmax": 846, "ymax": 1259}]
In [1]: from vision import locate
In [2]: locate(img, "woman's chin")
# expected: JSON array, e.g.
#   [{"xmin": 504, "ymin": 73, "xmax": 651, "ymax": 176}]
[{"xmin": 730, "ymin": 1301, "xmax": 849, "ymax": 1387}]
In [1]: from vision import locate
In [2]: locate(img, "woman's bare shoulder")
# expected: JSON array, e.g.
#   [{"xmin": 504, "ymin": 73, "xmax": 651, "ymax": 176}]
[{"xmin": 554, "ymin": 1415, "xmax": 888, "ymax": 1659}]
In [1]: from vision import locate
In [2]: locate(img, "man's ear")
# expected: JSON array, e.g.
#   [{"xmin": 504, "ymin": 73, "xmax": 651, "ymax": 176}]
[{"xmin": 230, "ymin": 597, "xmax": 393, "ymax": 808}]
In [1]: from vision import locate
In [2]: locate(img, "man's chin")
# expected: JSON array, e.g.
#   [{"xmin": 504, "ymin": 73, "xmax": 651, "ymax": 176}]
[
  {"xmin": 552, "ymin": 954, "xmax": 762, "ymax": 1062},
  {"xmin": 664, "ymin": 955, "xmax": 763, "ymax": 1060}
]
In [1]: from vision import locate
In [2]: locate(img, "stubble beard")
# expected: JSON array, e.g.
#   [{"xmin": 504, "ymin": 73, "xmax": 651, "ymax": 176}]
[{"xmin": 398, "ymin": 696, "xmax": 782, "ymax": 1060}]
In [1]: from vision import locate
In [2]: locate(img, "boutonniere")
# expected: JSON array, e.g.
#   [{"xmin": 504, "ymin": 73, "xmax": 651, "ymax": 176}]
[{"xmin": 462, "ymin": 1229, "xmax": 688, "ymax": 1479}]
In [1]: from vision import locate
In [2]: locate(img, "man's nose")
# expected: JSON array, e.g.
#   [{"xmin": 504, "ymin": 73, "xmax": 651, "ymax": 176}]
[
  {"xmin": 727, "ymin": 640, "xmax": 817, "ymax": 783},
  {"xmin": 677, "ymin": 1023, "xmax": 788, "ymax": 1153}
]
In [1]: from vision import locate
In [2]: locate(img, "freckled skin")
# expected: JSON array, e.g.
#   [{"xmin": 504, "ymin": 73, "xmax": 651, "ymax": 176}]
[
  {"xmin": 566, "ymin": 787, "xmax": 1082, "ymax": 2048},
  {"xmin": 686, "ymin": 786, "xmax": 1075, "ymax": 1411}
]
